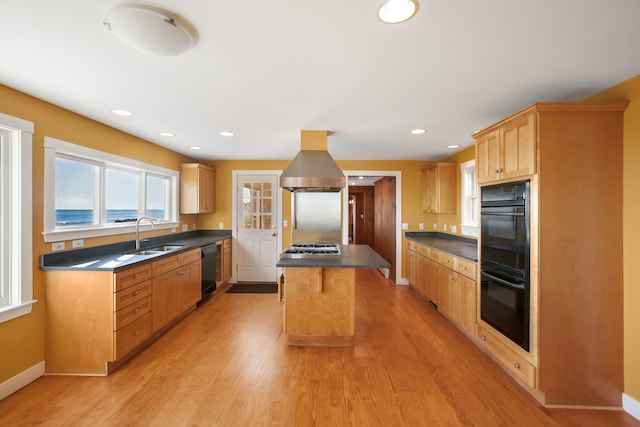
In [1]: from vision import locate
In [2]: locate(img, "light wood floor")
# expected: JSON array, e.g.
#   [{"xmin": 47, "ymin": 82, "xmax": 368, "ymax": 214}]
[{"xmin": 1, "ymin": 269, "xmax": 639, "ymax": 426}]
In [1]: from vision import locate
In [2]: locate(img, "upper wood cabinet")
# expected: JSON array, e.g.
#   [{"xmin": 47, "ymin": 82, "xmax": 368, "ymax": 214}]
[
  {"xmin": 475, "ymin": 112, "xmax": 536, "ymax": 184},
  {"xmin": 180, "ymin": 163, "xmax": 216, "ymax": 214},
  {"xmin": 420, "ymin": 162, "xmax": 456, "ymax": 214}
]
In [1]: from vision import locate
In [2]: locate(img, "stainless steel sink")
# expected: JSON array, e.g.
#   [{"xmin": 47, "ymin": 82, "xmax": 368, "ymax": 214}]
[{"xmin": 129, "ymin": 244, "xmax": 184, "ymax": 256}]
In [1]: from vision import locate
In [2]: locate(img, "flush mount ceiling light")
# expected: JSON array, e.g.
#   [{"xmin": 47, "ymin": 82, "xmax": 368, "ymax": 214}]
[
  {"xmin": 447, "ymin": 144, "xmax": 461, "ymax": 149},
  {"xmin": 220, "ymin": 131, "xmax": 235, "ymax": 137},
  {"xmin": 411, "ymin": 128, "xmax": 426, "ymax": 134},
  {"xmin": 111, "ymin": 109, "xmax": 133, "ymax": 116},
  {"xmin": 189, "ymin": 146, "xmax": 202, "ymax": 150},
  {"xmin": 103, "ymin": 5, "xmax": 197, "ymax": 56},
  {"xmin": 378, "ymin": 0, "xmax": 419, "ymax": 24},
  {"xmin": 159, "ymin": 132, "xmax": 175, "ymax": 137}
]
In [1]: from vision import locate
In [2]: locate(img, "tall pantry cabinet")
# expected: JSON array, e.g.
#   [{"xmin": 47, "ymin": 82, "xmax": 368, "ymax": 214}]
[{"xmin": 473, "ymin": 101, "xmax": 628, "ymax": 408}]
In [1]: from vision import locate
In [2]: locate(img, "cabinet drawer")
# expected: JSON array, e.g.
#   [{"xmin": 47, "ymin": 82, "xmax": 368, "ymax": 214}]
[
  {"xmin": 427, "ymin": 247, "xmax": 440, "ymax": 262},
  {"xmin": 114, "ymin": 312, "xmax": 152, "ymax": 360},
  {"xmin": 152, "ymin": 254, "xmax": 180, "ymax": 276},
  {"xmin": 115, "ymin": 263, "xmax": 152, "ymax": 292},
  {"xmin": 114, "ymin": 296, "xmax": 151, "ymax": 331},
  {"xmin": 476, "ymin": 325, "xmax": 536, "ymax": 388},
  {"xmin": 115, "ymin": 279, "xmax": 151, "ymax": 310},
  {"xmin": 440, "ymin": 252, "xmax": 455, "ymax": 268},
  {"xmin": 223, "ymin": 238, "xmax": 231, "ymax": 249},
  {"xmin": 456, "ymin": 258, "xmax": 477, "ymax": 280},
  {"xmin": 417, "ymin": 244, "xmax": 429, "ymax": 257},
  {"xmin": 407, "ymin": 240, "xmax": 417, "ymax": 252},
  {"xmin": 180, "ymin": 248, "xmax": 201, "ymax": 266}
]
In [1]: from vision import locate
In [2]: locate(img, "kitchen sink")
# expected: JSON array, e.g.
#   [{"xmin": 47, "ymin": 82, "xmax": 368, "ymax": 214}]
[{"xmin": 129, "ymin": 244, "xmax": 184, "ymax": 256}]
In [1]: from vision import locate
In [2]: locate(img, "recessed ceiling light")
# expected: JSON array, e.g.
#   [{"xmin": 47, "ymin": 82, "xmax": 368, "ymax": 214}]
[
  {"xmin": 220, "ymin": 131, "xmax": 235, "ymax": 137},
  {"xmin": 189, "ymin": 146, "xmax": 202, "ymax": 150},
  {"xmin": 111, "ymin": 109, "xmax": 133, "ymax": 117},
  {"xmin": 411, "ymin": 128, "xmax": 426, "ymax": 134},
  {"xmin": 159, "ymin": 132, "xmax": 175, "ymax": 137},
  {"xmin": 378, "ymin": 0, "xmax": 419, "ymax": 24},
  {"xmin": 447, "ymin": 145, "xmax": 461, "ymax": 149},
  {"xmin": 358, "ymin": 176, "xmax": 364, "ymax": 179}
]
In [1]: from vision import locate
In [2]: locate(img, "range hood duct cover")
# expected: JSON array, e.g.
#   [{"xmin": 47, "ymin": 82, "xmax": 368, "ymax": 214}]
[{"xmin": 280, "ymin": 150, "xmax": 346, "ymax": 192}]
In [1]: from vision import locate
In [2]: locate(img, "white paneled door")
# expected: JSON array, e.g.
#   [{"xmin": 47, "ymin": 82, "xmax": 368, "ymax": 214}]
[{"xmin": 235, "ymin": 173, "xmax": 279, "ymax": 283}]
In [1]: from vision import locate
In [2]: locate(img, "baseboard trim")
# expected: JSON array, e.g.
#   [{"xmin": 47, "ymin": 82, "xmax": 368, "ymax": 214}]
[
  {"xmin": 0, "ymin": 361, "xmax": 45, "ymax": 401},
  {"xmin": 396, "ymin": 277, "xmax": 409, "ymax": 286},
  {"xmin": 623, "ymin": 393, "xmax": 640, "ymax": 421}
]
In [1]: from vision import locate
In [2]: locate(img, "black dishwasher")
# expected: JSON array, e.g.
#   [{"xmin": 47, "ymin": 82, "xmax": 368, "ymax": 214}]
[{"xmin": 200, "ymin": 243, "xmax": 218, "ymax": 300}]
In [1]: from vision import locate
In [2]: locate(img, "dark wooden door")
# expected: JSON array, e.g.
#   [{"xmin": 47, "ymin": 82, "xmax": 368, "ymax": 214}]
[
  {"xmin": 374, "ymin": 177, "xmax": 396, "ymax": 281},
  {"xmin": 348, "ymin": 186, "xmax": 374, "ymax": 247}
]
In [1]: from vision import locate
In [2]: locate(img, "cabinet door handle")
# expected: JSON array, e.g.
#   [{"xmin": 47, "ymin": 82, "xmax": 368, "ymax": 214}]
[
  {"xmin": 133, "ymin": 308, "xmax": 139, "ymax": 314},
  {"xmin": 133, "ymin": 273, "xmax": 139, "ymax": 279},
  {"xmin": 133, "ymin": 331, "xmax": 139, "ymax": 336},
  {"xmin": 179, "ymin": 271, "xmax": 186, "ymax": 276},
  {"xmin": 514, "ymin": 363, "xmax": 520, "ymax": 369},
  {"xmin": 133, "ymin": 291, "xmax": 139, "ymax": 296},
  {"xmin": 481, "ymin": 335, "xmax": 487, "ymax": 341}
]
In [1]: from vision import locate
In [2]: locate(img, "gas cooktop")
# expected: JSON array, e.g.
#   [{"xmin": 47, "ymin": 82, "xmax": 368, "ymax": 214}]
[{"xmin": 282, "ymin": 243, "xmax": 341, "ymax": 258}]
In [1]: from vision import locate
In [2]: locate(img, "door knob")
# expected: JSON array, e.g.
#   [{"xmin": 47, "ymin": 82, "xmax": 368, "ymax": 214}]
[{"xmin": 272, "ymin": 232, "xmax": 277, "ymax": 237}]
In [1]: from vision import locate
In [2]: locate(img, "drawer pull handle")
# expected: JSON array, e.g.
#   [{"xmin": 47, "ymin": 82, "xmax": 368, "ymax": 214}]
[
  {"xmin": 133, "ymin": 291, "xmax": 139, "ymax": 296},
  {"xmin": 133, "ymin": 308, "xmax": 139, "ymax": 314},
  {"xmin": 481, "ymin": 335, "xmax": 487, "ymax": 341},
  {"xmin": 133, "ymin": 331, "xmax": 139, "ymax": 336},
  {"xmin": 462, "ymin": 266, "xmax": 467, "ymax": 270},
  {"xmin": 179, "ymin": 271, "xmax": 186, "ymax": 276},
  {"xmin": 514, "ymin": 363, "xmax": 520, "ymax": 369},
  {"xmin": 133, "ymin": 273, "xmax": 139, "ymax": 279}
]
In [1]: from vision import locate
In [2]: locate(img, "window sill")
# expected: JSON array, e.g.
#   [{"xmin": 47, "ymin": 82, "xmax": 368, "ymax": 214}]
[
  {"xmin": 43, "ymin": 222, "xmax": 180, "ymax": 243},
  {"xmin": 0, "ymin": 300, "xmax": 37, "ymax": 324}
]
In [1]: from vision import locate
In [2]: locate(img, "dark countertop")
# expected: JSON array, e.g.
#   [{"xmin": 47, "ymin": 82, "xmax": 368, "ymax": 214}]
[
  {"xmin": 405, "ymin": 232, "xmax": 478, "ymax": 262},
  {"xmin": 40, "ymin": 230, "xmax": 232, "ymax": 272},
  {"xmin": 276, "ymin": 244, "xmax": 391, "ymax": 269}
]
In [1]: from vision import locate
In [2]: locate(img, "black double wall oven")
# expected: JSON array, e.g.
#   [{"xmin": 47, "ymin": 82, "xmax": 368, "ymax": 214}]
[{"xmin": 480, "ymin": 180, "xmax": 531, "ymax": 351}]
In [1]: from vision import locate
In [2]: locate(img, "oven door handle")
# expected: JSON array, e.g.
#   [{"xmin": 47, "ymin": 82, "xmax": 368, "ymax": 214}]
[
  {"xmin": 482, "ymin": 271, "xmax": 525, "ymax": 290},
  {"xmin": 480, "ymin": 211, "xmax": 525, "ymax": 217}
]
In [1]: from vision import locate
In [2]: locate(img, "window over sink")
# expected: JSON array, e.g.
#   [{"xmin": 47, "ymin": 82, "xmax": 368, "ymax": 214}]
[{"xmin": 43, "ymin": 137, "xmax": 179, "ymax": 242}]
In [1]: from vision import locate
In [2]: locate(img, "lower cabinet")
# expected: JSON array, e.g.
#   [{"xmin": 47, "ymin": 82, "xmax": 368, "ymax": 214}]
[
  {"xmin": 406, "ymin": 240, "xmax": 477, "ymax": 337},
  {"xmin": 44, "ymin": 248, "xmax": 202, "ymax": 375}
]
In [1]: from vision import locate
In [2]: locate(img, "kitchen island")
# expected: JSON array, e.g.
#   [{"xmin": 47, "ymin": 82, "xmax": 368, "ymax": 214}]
[{"xmin": 276, "ymin": 244, "xmax": 391, "ymax": 347}]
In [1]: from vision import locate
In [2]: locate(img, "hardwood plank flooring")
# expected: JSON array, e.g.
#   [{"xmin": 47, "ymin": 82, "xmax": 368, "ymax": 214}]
[{"xmin": 1, "ymin": 269, "xmax": 638, "ymax": 426}]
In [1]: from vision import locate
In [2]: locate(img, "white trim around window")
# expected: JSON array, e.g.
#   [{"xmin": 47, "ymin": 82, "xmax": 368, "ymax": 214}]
[
  {"xmin": 460, "ymin": 159, "xmax": 478, "ymax": 238},
  {"xmin": 43, "ymin": 137, "xmax": 180, "ymax": 243},
  {"xmin": 0, "ymin": 112, "xmax": 35, "ymax": 323}
]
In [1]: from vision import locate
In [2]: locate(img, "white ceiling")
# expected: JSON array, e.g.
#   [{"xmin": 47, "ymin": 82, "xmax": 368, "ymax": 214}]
[{"xmin": 2, "ymin": 1, "xmax": 640, "ymax": 161}]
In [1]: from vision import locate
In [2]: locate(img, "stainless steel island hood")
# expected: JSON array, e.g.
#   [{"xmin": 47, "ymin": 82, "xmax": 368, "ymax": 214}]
[{"xmin": 280, "ymin": 130, "xmax": 345, "ymax": 192}]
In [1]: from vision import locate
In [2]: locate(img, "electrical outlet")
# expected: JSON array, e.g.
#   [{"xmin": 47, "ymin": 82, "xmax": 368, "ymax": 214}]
[
  {"xmin": 192, "ymin": 223, "xmax": 196, "ymax": 230},
  {"xmin": 72, "ymin": 239, "xmax": 84, "ymax": 248},
  {"xmin": 419, "ymin": 223, "xmax": 424, "ymax": 230},
  {"xmin": 52, "ymin": 242, "xmax": 65, "ymax": 251},
  {"xmin": 182, "ymin": 224, "xmax": 188, "ymax": 232},
  {"xmin": 283, "ymin": 220, "xmax": 288, "ymax": 227},
  {"xmin": 443, "ymin": 224, "xmax": 447, "ymax": 231},
  {"xmin": 171, "ymin": 228, "xmax": 176, "ymax": 232},
  {"xmin": 219, "ymin": 222, "xmax": 224, "ymax": 229},
  {"xmin": 401, "ymin": 223, "xmax": 409, "ymax": 230},
  {"xmin": 433, "ymin": 223, "xmax": 438, "ymax": 230},
  {"xmin": 451, "ymin": 225, "xmax": 457, "ymax": 233}
]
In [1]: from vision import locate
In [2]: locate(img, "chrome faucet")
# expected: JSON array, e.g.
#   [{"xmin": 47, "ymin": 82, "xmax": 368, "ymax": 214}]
[{"xmin": 135, "ymin": 216, "xmax": 156, "ymax": 249}]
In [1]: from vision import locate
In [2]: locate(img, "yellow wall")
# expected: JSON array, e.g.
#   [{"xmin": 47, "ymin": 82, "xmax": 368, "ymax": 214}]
[
  {"xmin": 0, "ymin": 85, "xmax": 198, "ymax": 383},
  {"xmin": 586, "ymin": 74, "xmax": 640, "ymax": 402}
]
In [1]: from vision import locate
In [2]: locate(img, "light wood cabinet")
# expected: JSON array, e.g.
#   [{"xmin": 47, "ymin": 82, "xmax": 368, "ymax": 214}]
[
  {"xmin": 180, "ymin": 163, "xmax": 216, "ymax": 214},
  {"xmin": 45, "ymin": 248, "xmax": 203, "ymax": 375},
  {"xmin": 222, "ymin": 238, "xmax": 232, "ymax": 283},
  {"xmin": 473, "ymin": 101, "xmax": 628, "ymax": 408},
  {"xmin": 476, "ymin": 112, "xmax": 536, "ymax": 184},
  {"xmin": 406, "ymin": 239, "xmax": 476, "ymax": 336},
  {"xmin": 283, "ymin": 267, "xmax": 356, "ymax": 347},
  {"xmin": 420, "ymin": 162, "xmax": 457, "ymax": 214}
]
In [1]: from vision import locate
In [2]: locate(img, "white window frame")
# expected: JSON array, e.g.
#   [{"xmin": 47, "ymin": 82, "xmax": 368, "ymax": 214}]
[
  {"xmin": 0, "ymin": 112, "xmax": 35, "ymax": 323},
  {"xmin": 460, "ymin": 159, "xmax": 478, "ymax": 237},
  {"xmin": 43, "ymin": 137, "xmax": 179, "ymax": 243}
]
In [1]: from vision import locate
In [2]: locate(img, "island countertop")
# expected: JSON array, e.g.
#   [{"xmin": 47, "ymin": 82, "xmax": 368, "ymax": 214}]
[{"xmin": 276, "ymin": 244, "xmax": 391, "ymax": 269}]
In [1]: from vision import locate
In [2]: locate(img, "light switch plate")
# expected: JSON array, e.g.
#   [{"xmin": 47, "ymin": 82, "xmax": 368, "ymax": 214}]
[
  {"xmin": 219, "ymin": 222, "xmax": 224, "ymax": 229},
  {"xmin": 283, "ymin": 220, "xmax": 288, "ymax": 227},
  {"xmin": 419, "ymin": 223, "xmax": 424, "ymax": 230},
  {"xmin": 72, "ymin": 239, "xmax": 84, "ymax": 248},
  {"xmin": 52, "ymin": 242, "xmax": 65, "ymax": 251},
  {"xmin": 182, "ymin": 224, "xmax": 188, "ymax": 231},
  {"xmin": 401, "ymin": 223, "xmax": 409, "ymax": 230},
  {"xmin": 451, "ymin": 225, "xmax": 457, "ymax": 233}
]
